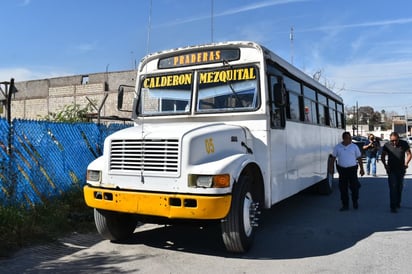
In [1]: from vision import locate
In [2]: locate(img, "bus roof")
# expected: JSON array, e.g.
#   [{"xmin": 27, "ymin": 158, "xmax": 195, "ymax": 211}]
[{"xmin": 139, "ymin": 41, "xmax": 343, "ymax": 103}]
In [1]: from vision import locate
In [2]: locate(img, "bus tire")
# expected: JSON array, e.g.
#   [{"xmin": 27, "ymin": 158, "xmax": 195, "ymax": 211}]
[
  {"xmin": 94, "ymin": 208, "xmax": 138, "ymax": 241},
  {"xmin": 221, "ymin": 175, "xmax": 259, "ymax": 253}
]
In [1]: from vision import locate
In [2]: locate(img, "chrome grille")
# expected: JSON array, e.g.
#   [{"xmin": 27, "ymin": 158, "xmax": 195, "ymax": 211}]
[{"xmin": 110, "ymin": 139, "xmax": 179, "ymax": 173}]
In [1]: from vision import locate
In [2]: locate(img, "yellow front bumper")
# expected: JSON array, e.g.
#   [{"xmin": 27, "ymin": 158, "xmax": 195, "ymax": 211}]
[{"xmin": 83, "ymin": 185, "xmax": 232, "ymax": 219}]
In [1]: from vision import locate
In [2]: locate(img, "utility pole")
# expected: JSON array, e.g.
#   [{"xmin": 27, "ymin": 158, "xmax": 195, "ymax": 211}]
[
  {"xmin": 352, "ymin": 105, "xmax": 356, "ymax": 136},
  {"xmin": 0, "ymin": 78, "xmax": 18, "ymax": 200},
  {"xmin": 356, "ymin": 101, "xmax": 359, "ymax": 136},
  {"xmin": 0, "ymin": 78, "xmax": 18, "ymax": 154},
  {"xmin": 405, "ymin": 107, "xmax": 409, "ymax": 136},
  {"xmin": 0, "ymin": 78, "xmax": 16, "ymax": 124}
]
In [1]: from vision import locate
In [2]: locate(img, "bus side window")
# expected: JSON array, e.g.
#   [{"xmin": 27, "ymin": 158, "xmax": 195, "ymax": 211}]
[
  {"xmin": 269, "ymin": 76, "xmax": 286, "ymax": 129},
  {"xmin": 298, "ymin": 95, "xmax": 304, "ymax": 121}
]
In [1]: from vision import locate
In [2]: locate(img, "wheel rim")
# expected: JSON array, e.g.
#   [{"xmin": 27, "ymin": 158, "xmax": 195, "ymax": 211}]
[{"xmin": 243, "ymin": 192, "xmax": 253, "ymax": 237}]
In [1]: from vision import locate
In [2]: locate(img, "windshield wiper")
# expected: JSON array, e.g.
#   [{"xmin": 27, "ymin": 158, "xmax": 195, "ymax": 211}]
[{"xmin": 223, "ymin": 60, "xmax": 244, "ymax": 107}]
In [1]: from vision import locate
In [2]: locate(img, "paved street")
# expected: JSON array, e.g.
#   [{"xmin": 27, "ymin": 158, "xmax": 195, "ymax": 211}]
[{"xmin": 1, "ymin": 161, "xmax": 412, "ymax": 273}]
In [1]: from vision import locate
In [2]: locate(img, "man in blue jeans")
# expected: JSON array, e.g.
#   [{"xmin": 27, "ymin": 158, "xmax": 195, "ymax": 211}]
[
  {"xmin": 363, "ymin": 134, "xmax": 380, "ymax": 176},
  {"xmin": 381, "ymin": 132, "xmax": 411, "ymax": 213}
]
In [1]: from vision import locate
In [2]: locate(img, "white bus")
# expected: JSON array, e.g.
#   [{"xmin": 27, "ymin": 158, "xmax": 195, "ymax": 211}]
[{"xmin": 84, "ymin": 41, "xmax": 344, "ymax": 253}]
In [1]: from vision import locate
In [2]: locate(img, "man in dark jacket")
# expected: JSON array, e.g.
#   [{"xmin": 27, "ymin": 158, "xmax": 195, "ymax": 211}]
[{"xmin": 381, "ymin": 132, "xmax": 411, "ymax": 213}]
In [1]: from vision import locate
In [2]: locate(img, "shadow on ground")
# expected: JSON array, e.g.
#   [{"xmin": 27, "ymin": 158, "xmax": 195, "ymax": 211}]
[
  {"xmin": 115, "ymin": 176, "xmax": 412, "ymax": 259},
  {"xmin": 1, "ymin": 175, "xmax": 411, "ymax": 273}
]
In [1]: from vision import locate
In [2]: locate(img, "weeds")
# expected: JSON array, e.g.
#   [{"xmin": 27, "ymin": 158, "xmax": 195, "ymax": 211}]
[{"xmin": 0, "ymin": 187, "xmax": 95, "ymax": 258}]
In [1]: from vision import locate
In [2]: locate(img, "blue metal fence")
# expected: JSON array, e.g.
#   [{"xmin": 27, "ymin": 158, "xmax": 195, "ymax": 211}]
[{"xmin": 0, "ymin": 118, "xmax": 131, "ymax": 206}]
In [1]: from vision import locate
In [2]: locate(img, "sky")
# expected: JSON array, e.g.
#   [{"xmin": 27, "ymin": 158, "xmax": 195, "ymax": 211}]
[{"xmin": 1, "ymin": 0, "xmax": 412, "ymax": 114}]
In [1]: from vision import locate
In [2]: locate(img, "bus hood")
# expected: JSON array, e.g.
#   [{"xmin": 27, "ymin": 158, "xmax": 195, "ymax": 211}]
[
  {"xmin": 105, "ymin": 121, "xmax": 253, "ymax": 174},
  {"xmin": 107, "ymin": 122, "xmax": 245, "ymax": 140}
]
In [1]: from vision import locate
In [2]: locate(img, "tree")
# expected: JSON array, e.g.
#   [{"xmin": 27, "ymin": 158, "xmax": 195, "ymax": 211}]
[
  {"xmin": 358, "ymin": 106, "xmax": 374, "ymax": 124},
  {"xmin": 345, "ymin": 105, "xmax": 384, "ymax": 131},
  {"xmin": 311, "ymin": 69, "xmax": 344, "ymax": 93},
  {"xmin": 42, "ymin": 102, "xmax": 95, "ymax": 122},
  {"xmin": 380, "ymin": 109, "xmax": 396, "ymax": 131},
  {"xmin": 369, "ymin": 111, "xmax": 382, "ymax": 130}
]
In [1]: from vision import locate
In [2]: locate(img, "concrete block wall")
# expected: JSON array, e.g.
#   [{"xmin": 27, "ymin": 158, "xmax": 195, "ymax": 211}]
[
  {"xmin": 25, "ymin": 98, "xmax": 49, "ymax": 119},
  {"xmin": 1, "ymin": 70, "xmax": 136, "ymax": 121}
]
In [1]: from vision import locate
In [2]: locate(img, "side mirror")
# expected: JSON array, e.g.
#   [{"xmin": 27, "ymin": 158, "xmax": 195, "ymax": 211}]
[
  {"xmin": 117, "ymin": 85, "xmax": 135, "ymax": 112},
  {"xmin": 273, "ymin": 82, "xmax": 286, "ymax": 107},
  {"xmin": 117, "ymin": 86, "xmax": 124, "ymax": 111}
]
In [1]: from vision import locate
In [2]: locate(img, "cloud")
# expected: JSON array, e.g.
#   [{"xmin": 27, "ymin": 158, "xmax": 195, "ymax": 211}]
[
  {"xmin": 154, "ymin": 0, "xmax": 308, "ymax": 28},
  {"xmin": 328, "ymin": 61, "xmax": 412, "ymax": 89},
  {"xmin": 293, "ymin": 13, "xmax": 412, "ymax": 112},
  {"xmin": 0, "ymin": 68, "xmax": 36, "ymax": 82},
  {"xmin": 73, "ymin": 42, "xmax": 97, "ymax": 52},
  {"xmin": 0, "ymin": 67, "xmax": 72, "ymax": 82},
  {"xmin": 299, "ymin": 17, "xmax": 412, "ymax": 33},
  {"xmin": 217, "ymin": 0, "xmax": 308, "ymax": 17},
  {"xmin": 19, "ymin": 0, "xmax": 31, "ymax": 7},
  {"xmin": 322, "ymin": 60, "xmax": 412, "ymax": 111}
]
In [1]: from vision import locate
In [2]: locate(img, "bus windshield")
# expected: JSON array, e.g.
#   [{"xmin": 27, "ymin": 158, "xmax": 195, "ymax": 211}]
[
  {"xmin": 140, "ymin": 72, "xmax": 192, "ymax": 115},
  {"xmin": 197, "ymin": 66, "xmax": 258, "ymax": 113},
  {"xmin": 138, "ymin": 65, "xmax": 259, "ymax": 116}
]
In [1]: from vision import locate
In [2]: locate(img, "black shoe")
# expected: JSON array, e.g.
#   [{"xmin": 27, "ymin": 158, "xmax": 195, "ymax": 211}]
[
  {"xmin": 391, "ymin": 208, "xmax": 397, "ymax": 213},
  {"xmin": 340, "ymin": 206, "xmax": 349, "ymax": 211},
  {"xmin": 353, "ymin": 202, "xmax": 358, "ymax": 210}
]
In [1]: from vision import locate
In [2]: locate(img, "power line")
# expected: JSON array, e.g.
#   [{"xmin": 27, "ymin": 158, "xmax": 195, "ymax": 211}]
[
  {"xmin": 343, "ymin": 88, "xmax": 411, "ymax": 95},
  {"xmin": 329, "ymin": 72, "xmax": 412, "ymax": 79}
]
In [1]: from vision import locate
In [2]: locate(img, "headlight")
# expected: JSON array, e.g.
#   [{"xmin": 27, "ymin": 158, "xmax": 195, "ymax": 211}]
[
  {"xmin": 87, "ymin": 170, "xmax": 101, "ymax": 182},
  {"xmin": 196, "ymin": 176, "xmax": 213, "ymax": 188},
  {"xmin": 188, "ymin": 174, "xmax": 230, "ymax": 188}
]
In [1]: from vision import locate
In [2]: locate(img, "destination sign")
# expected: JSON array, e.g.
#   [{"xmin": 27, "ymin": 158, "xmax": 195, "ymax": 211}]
[
  {"xmin": 158, "ymin": 49, "xmax": 240, "ymax": 69},
  {"xmin": 143, "ymin": 73, "xmax": 192, "ymax": 88},
  {"xmin": 142, "ymin": 66, "xmax": 256, "ymax": 89},
  {"xmin": 199, "ymin": 67, "xmax": 256, "ymax": 84}
]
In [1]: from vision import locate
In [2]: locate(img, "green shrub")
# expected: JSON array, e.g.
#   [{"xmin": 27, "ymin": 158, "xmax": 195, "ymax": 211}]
[{"xmin": 0, "ymin": 187, "xmax": 95, "ymax": 257}]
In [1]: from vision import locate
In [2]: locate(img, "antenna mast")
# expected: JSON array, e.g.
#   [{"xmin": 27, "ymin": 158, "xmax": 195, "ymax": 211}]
[
  {"xmin": 211, "ymin": 0, "xmax": 214, "ymax": 42},
  {"xmin": 290, "ymin": 26, "xmax": 294, "ymax": 65},
  {"xmin": 146, "ymin": 0, "xmax": 153, "ymax": 55}
]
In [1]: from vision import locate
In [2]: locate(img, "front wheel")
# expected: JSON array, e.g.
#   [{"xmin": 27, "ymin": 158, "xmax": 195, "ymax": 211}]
[
  {"xmin": 221, "ymin": 175, "xmax": 260, "ymax": 253},
  {"xmin": 94, "ymin": 209, "xmax": 138, "ymax": 241}
]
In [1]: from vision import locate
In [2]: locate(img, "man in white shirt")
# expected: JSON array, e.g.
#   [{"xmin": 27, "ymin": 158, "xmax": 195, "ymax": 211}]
[{"xmin": 329, "ymin": 131, "xmax": 365, "ymax": 211}]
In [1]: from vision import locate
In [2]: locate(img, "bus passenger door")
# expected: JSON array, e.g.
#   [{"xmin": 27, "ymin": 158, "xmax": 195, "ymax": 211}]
[{"xmin": 268, "ymin": 75, "xmax": 288, "ymax": 203}]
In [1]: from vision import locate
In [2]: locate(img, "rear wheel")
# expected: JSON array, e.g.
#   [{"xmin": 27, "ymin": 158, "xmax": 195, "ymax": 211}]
[
  {"xmin": 221, "ymin": 175, "xmax": 260, "ymax": 253},
  {"xmin": 94, "ymin": 208, "xmax": 138, "ymax": 241}
]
